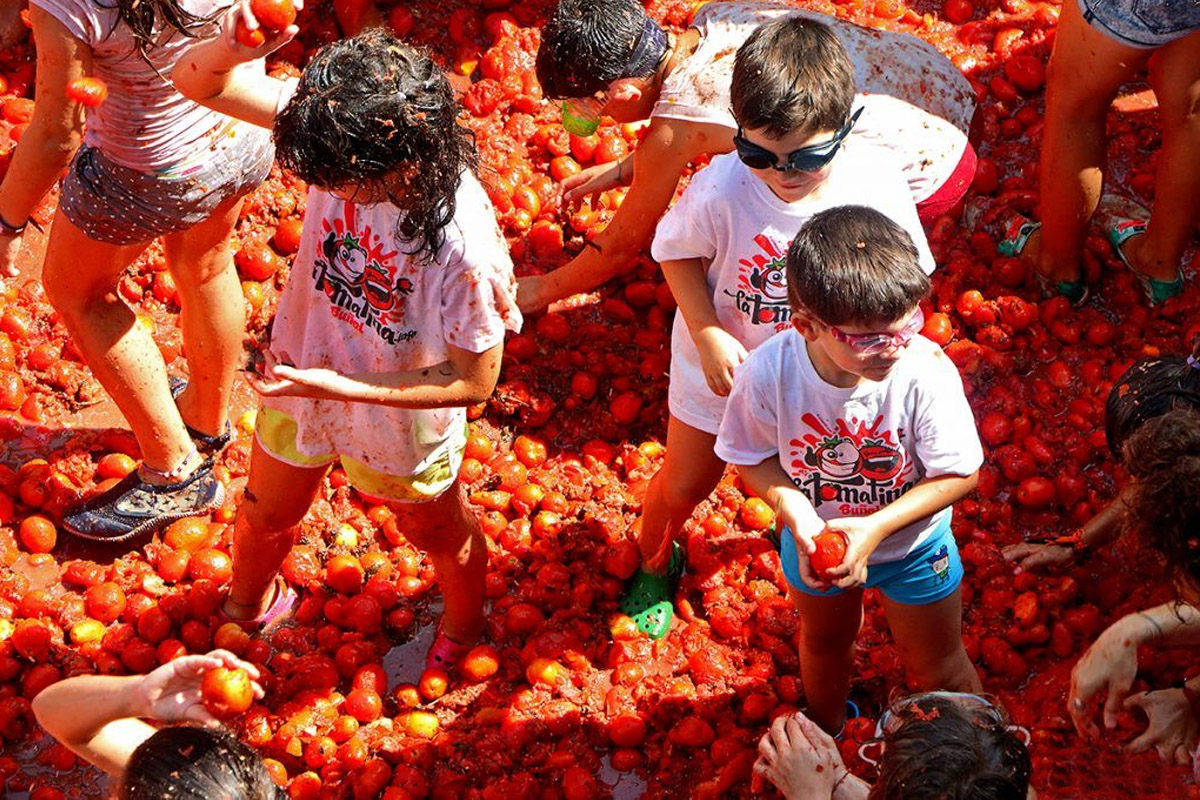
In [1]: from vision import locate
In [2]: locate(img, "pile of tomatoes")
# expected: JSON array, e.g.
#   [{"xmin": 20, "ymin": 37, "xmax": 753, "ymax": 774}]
[{"xmin": 1, "ymin": 0, "xmax": 1199, "ymax": 797}]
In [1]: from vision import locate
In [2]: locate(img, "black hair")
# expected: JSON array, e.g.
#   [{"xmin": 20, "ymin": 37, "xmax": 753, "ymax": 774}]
[
  {"xmin": 101, "ymin": 0, "xmax": 218, "ymax": 64},
  {"xmin": 274, "ymin": 29, "xmax": 476, "ymax": 261},
  {"xmin": 119, "ymin": 725, "xmax": 277, "ymax": 799},
  {"xmin": 731, "ymin": 16, "xmax": 855, "ymax": 139},
  {"xmin": 536, "ymin": 0, "xmax": 668, "ymax": 99},
  {"xmin": 871, "ymin": 696, "xmax": 1031, "ymax": 800},
  {"xmin": 1105, "ymin": 356, "xmax": 1200, "ymax": 457},
  {"xmin": 1124, "ymin": 407, "xmax": 1200, "ymax": 592},
  {"xmin": 786, "ymin": 206, "xmax": 929, "ymax": 326}
]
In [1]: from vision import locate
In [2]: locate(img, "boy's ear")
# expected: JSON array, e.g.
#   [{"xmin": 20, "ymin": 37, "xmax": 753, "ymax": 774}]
[{"xmin": 792, "ymin": 313, "xmax": 820, "ymax": 340}]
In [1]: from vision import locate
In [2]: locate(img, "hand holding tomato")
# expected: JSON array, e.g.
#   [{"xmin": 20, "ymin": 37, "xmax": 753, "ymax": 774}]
[
  {"xmin": 561, "ymin": 161, "xmax": 624, "ymax": 204},
  {"xmin": 821, "ymin": 516, "xmax": 886, "ymax": 589},
  {"xmin": 219, "ymin": 0, "xmax": 303, "ymax": 59},
  {"xmin": 133, "ymin": 650, "xmax": 263, "ymax": 726},
  {"xmin": 753, "ymin": 711, "xmax": 849, "ymax": 798},
  {"xmin": 1123, "ymin": 688, "xmax": 1200, "ymax": 763},
  {"xmin": 1069, "ymin": 614, "xmax": 1146, "ymax": 739},
  {"xmin": 774, "ymin": 489, "xmax": 825, "ymax": 589}
]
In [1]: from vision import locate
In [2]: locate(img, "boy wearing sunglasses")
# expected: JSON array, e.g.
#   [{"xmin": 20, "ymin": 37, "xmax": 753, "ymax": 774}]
[
  {"xmin": 522, "ymin": 0, "xmax": 975, "ymax": 312},
  {"xmin": 716, "ymin": 206, "xmax": 984, "ymax": 735},
  {"xmin": 619, "ymin": 18, "xmax": 938, "ymax": 639}
]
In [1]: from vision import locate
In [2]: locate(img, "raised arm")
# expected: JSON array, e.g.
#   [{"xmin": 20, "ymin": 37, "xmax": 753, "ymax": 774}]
[
  {"xmin": 171, "ymin": 2, "xmax": 300, "ymax": 129},
  {"xmin": 516, "ymin": 118, "xmax": 730, "ymax": 313},
  {"xmin": 0, "ymin": 6, "xmax": 90, "ymax": 277}
]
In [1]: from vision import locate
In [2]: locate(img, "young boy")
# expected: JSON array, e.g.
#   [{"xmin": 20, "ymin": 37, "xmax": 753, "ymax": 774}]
[
  {"xmin": 620, "ymin": 17, "xmax": 936, "ymax": 638},
  {"xmin": 717, "ymin": 205, "xmax": 983, "ymax": 735},
  {"xmin": 521, "ymin": 0, "xmax": 976, "ymax": 311}
]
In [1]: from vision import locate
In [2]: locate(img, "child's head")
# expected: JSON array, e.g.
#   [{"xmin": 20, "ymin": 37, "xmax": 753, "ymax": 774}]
[
  {"xmin": 871, "ymin": 694, "xmax": 1032, "ymax": 800},
  {"xmin": 274, "ymin": 29, "xmax": 476, "ymax": 260},
  {"xmin": 1124, "ymin": 406, "xmax": 1200, "ymax": 601},
  {"xmin": 119, "ymin": 725, "xmax": 276, "ymax": 799},
  {"xmin": 787, "ymin": 206, "xmax": 929, "ymax": 383},
  {"xmin": 536, "ymin": 0, "xmax": 670, "ymax": 124},
  {"xmin": 730, "ymin": 17, "xmax": 856, "ymax": 202}
]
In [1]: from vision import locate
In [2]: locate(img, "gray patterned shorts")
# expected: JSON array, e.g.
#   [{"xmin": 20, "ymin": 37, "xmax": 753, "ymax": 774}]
[
  {"xmin": 60, "ymin": 122, "xmax": 274, "ymax": 246},
  {"xmin": 1078, "ymin": 0, "xmax": 1200, "ymax": 48}
]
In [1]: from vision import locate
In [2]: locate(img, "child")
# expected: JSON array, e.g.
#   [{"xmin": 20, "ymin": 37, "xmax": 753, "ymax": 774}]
[
  {"xmin": 620, "ymin": 18, "xmax": 936, "ymax": 639},
  {"xmin": 1005, "ymin": 353, "xmax": 1200, "ymax": 570},
  {"xmin": 32, "ymin": 650, "xmax": 274, "ymax": 799},
  {"xmin": 173, "ymin": 18, "xmax": 519, "ymax": 666},
  {"xmin": 754, "ymin": 694, "xmax": 1032, "ymax": 799},
  {"xmin": 715, "ymin": 206, "xmax": 983, "ymax": 734},
  {"xmin": 520, "ymin": 0, "xmax": 976, "ymax": 311},
  {"xmin": 0, "ymin": 0, "xmax": 279, "ymax": 540}
]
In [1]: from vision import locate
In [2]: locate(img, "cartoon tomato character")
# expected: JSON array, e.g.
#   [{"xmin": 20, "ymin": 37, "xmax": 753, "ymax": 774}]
[
  {"xmin": 810, "ymin": 437, "xmax": 860, "ymax": 478},
  {"xmin": 749, "ymin": 259, "xmax": 788, "ymax": 302},
  {"xmin": 859, "ymin": 441, "xmax": 902, "ymax": 482}
]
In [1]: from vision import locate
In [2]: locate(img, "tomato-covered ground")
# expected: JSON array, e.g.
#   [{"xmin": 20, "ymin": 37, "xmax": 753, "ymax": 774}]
[{"xmin": 1, "ymin": 0, "xmax": 1199, "ymax": 797}]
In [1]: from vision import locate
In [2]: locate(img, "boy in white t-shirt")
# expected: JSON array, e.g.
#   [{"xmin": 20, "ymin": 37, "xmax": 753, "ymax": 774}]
[
  {"xmin": 717, "ymin": 205, "xmax": 983, "ymax": 735},
  {"xmin": 620, "ymin": 17, "xmax": 935, "ymax": 638}
]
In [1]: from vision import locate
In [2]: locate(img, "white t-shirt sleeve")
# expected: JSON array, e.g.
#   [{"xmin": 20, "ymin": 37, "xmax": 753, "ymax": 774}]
[
  {"xmin": 911, "ymin": 349, "xmax": 984, "ymax": 478},
  {"xmin": 715, "ymin": 345, "xmax": 781, "ymax": 466},
  {"xmin": 650, "ymin": 170, "xmax": 719, "ymax": 264},
  {"xmin": 438, "ymin": 186, "xmax": 522, "ymax": 352}
]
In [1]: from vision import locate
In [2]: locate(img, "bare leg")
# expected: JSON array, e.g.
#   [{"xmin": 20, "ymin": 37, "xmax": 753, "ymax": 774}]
[
  {"xmin": 881, "ymin": 588, "xmax": 982, "ymax": 693},
  {"xmin": 162, "ymin": 193, "xmax": 248, "ymax": 438},
  {"xmin": 1123, "ymin": 32, "xmax": 1200, "ymax": 281},
  {"xmin": 224, "ymin": 439, "xmax": 327, "ymax": 619},
  {"xmin": 790, "ymin": 586, "xmax": 864, "ymax": 734},
  {"xmin": 1037, "ymin": 0, "xmax": 1150, "ymax": 283},
  {"xmin": 40, "ymin": 212, "xmax": 195, "ymax": 475},
  {"xmin": 392, "ymin": 482, "xmax": 488, "ymax": 644},
  {"xmin": 636, "ymin": 415, "xmax": 727, "ymax": 573}
]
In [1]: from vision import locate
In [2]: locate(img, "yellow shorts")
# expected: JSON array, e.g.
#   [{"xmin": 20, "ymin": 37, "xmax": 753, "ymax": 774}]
[{"xmin": 254, "ymin": 407, "xmax": 464, "ymax": 503}]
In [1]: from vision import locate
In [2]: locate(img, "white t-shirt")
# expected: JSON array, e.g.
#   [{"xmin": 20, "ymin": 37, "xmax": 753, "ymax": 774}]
[
  {"xmin": 653, "ymin": 1, "xmax": 974, "ymax": 203},
  {"xmin": 651, "ymin": 141, "xmax": 934, "ymax": 433},
  {"xmin": 264, "ymin": 172, "xmax": 521, "ymax": 477},
  {"xmin": 716, "ymin": 330, "xmax": 982, "ymax": 564},
  {"xmin": 32, "ymin": 0, "xmax": 243, "ymax": 171}
]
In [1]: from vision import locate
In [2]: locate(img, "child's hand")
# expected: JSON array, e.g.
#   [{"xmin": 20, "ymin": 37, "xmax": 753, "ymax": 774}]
[
  {"xmin": 822, "ymin": 516, "xmax": 885, "ymax": 589},
  {"xmin": 1069, "ymin": 615, "xmax": 1144, "ymax": 739},
  {"xmin": 133, "ymin": 650, "xmax": 264, "ymax": 726},
  {"xmin": 1124, "ymin": 688, "xmax": 1200, "ymax": 763},
  {"xmin": 754, "ymin": 711, "xmax": 848, "ymax": 798},
  {"xmin": 248, "ymin": 363, "xmax": 360, "ymax": 401},
  {"xmin": 216, "ymin": 0, "xmax": 303, "ymax": 65},
  {"xmin": 776, "ymin": 491, "xmax": 825, "ymax": 589},
  {"xmin": 562, "ymin": 161, "xmax": 624, "ymax": 204},
  {"xmin": 1003, "ymin": 541, "xmax": 1073, "ymax": 571},
  {"xmin": 694, "ymin": 327, "xmax": 748, "ymax": 396}
]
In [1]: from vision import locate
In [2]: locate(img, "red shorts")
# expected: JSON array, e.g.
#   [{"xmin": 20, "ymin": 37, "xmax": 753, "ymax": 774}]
[{"xmin": 916, "ymin": 142, "xmax": 978, "ymax": 225}]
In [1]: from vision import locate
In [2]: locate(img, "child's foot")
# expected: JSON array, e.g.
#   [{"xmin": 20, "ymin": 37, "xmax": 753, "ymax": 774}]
[
  {"xmin": 221, "ymin": 576, "xmax": 297, "ymax": 631},
  {"xmin": 965, "ymin": 200, "xmax": 1087, "ymax": 303},
  {"xmin": 169, "ymin": 377, "xmax": 232, "ymax": 453},
  {"xmin": 1108, "ymin": 218, "xmax": 1183, "ymax": 305},
  {"xmin": 426, "ymin": 620, "xmax": 476, "ymax": 671},
  {"xmin": 619, "ymin": 542, "xmax": 683, "ymax": 639},
  {"xmin": 62, "ymin": 456, "xmax": 224, "ymax": 542}
]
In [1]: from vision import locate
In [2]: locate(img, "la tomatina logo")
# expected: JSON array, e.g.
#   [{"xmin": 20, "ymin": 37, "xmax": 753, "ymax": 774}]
[
  {"xmin": 788, "ymin": 413, "xmax": 917, "ymax": 514},
  {"xmin": 723, "ymin": 234, "xmax": 792, "ymax": 330}
]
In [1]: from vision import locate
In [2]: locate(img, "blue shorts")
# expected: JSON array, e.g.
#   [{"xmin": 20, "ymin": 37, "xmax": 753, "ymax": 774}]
[
  {"xmin": 1078, "ymin": 0, "xmax": 1200, "ymax": 48},
  {"xmin": 781, "ymin": 516, "xmax": 962, "ymax": 606}
]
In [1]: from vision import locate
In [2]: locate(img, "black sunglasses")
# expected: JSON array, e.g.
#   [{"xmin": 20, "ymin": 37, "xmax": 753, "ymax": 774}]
[{"xmin": 733, "ymin": 107, "xmax": 863, "ymax": 172}]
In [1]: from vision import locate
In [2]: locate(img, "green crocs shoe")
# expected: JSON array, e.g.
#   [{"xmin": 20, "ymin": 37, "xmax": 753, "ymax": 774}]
[
  {"xmin": 620, "ymin": 542, "xmax": 683, "ymax": 639},
  {"xmin": 1109, "ymin": 218, "xmax": 1183, "ymax": 305},
  {"xmin": 997, "ymin": 217, "xmax": 1040, "ymax": 258}
]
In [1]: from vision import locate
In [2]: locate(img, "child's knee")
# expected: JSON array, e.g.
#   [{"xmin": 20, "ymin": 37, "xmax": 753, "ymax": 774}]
[{"xmin": 800, "ymin": 622, "xmax": 858, "ymax": 655}]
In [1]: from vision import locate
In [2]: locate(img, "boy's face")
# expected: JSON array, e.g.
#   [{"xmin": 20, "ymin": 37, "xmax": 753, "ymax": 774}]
[
  {"xmin": 738, "ymin": 125, "xmax": 840, "ymax": 203},
  {"xmin": 792, "ymin": 305, "xmax": 924, "ymax": 385}
]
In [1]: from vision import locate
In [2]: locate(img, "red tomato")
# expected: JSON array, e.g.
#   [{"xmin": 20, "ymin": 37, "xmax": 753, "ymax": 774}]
[
  {"xmin": 809, "ymin": 530, "xmax": 847, "ymax": 580},
  {"xmin": 200, "ymin": 667, "xmax": 254, "ymax": 720},
  {"xmin": 249, "ymin": 0, "xmax": 296, "ymax": 31},
  {"xmin": 65, "ymin": 77, "xmax": 107, "ymax": 107}
]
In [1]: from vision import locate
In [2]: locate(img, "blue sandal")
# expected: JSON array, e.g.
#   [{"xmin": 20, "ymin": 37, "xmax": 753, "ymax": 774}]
[
  {"xmin": 1108, "ymin": 218, "xmax": 1183, "ymax": 305},
  {"xmin": 994, "ymin": 215, "xmax": 1089, "ymax": 305}
]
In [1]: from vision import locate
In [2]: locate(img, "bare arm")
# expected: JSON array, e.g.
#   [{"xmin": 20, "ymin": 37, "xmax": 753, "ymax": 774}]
[
  {"xmin": 517, "ymin": 119, "xmax": 731, "ymax": 312},
  {"xmin": 171, "ymin": 2, "xmax": 299, "ymax": 129},
  {"xmin": 0, "ymin": 7, "xmax": 89, "ymax": 276},
  {"xmin": 252, "ymin": 341, "xmax": 505, "ymax": 409}
]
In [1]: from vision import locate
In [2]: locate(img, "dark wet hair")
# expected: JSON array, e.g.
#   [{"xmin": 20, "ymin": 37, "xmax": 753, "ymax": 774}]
[
  {"xmin": 731, "ymin": 16, "xmax": 855, "ymax": 139},
  {"xmin": 1124, "ymin": 407, "xmax": 1200, "ymax": 592},
  {"xmin": 102, "ymin": 0, "xmax": 218, "ymax": 64},
  {"xmin": 1105, "ymin": 356, "xmax": 1200, "ymax": 457},
  {"xmin": 787, "ymin": 206, "xmax": 929, "ymax": 326},
  {"xmin": 274, "ymin": 29, "xmax": 476, "ymax": 261},
  {"xmin": 872, "ymin": 696, "xmax": 1031, "ymax": 800},
  {"xmin": 119, "ymin": 725, "xmax": 277, "ymax": 799},
  {"xmin": 536, "ymin": 0, "xmax": 668, "ymax": 99}
]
